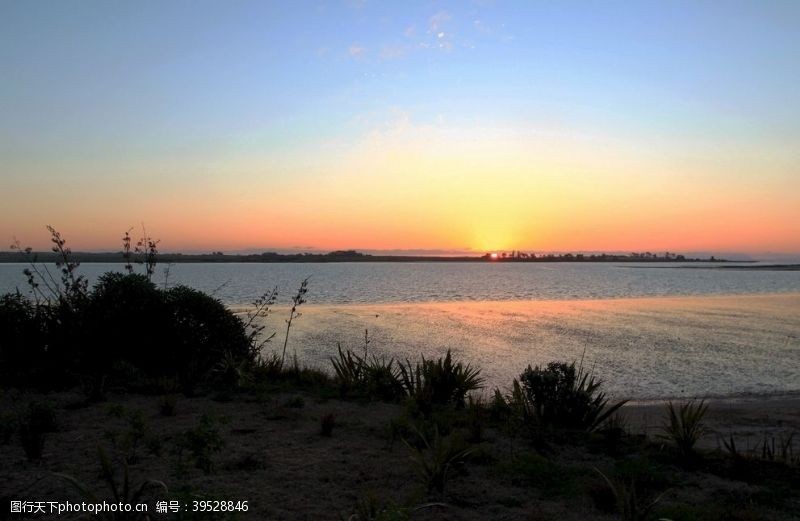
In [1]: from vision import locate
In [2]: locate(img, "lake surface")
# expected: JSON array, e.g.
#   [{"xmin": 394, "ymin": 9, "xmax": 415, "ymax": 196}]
[
  {"xmin": 2, "ymin": 262, "xmax": 798, "ymax": 400},
  {"xmin": 1, "ymin": 261, "xmax": 798, "ymax": 306}
]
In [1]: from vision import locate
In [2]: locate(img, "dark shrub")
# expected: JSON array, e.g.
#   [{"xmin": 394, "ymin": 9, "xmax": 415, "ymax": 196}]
[
  {"xmin": 321, "ymin": 413, "xmax": 335, "ymax": 437},
  {"xmin": 166, "ymin": 285, "xmax": 251, "ymax": 390},
  {"xmin": 1, "ymin": 229, "xmax": 258, "ymax": 393},
  {"xmin": 19, "ymin": 423, "xmax": 46, "ymax": 461},
  {"xmin": 18, "ymin": 400, "xmax": 58, "ymax": 460},
  {"xmin": 175, "ymin": 413, "xmax": 225, "ymax": 474},
  {"xmin": 1, "ymin": 271, "xmax": 256, "ymax": 393},
  {"xmin": 158, "ymin": 394, "xmax": 177, "ymax": 416},
  {"xmin": 516, "ymin": 361, "xmax": 626, "ymax": 432},
  {"xmin": 25, "ymin": 400, "xmax": 58, "ymax": 432},
  {"xmin": 83, "ymin": 276, "xmax": 253, "ymax": 391},
  {"xmin": 0, "ymin": 411, "xmax": 16, "ymax": 444},
  {"xmin": 81, "ymin": 273, "xmax": 172, "ymax": 393},
  {"xmin": 45, "ymin": 300, "xmax": 91, "ymax": 388},
  {"xmin": 0, "ymin": 292, "xmax": 45, "ymax": 385}
]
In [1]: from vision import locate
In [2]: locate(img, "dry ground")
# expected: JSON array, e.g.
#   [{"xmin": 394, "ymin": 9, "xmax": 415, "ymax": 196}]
[{"xmin": 2, "ymin": 390, "xmax": 800, "ymax": 521}]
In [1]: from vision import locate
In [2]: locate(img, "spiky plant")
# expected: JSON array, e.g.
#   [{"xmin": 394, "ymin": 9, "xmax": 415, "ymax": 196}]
[
  {"xmin": 593, "ymin": 467, "xmax": 667, "ymax": 521},
  {"xmin": 331, "ymin": 343, "xmax": 365, "ymax": 390},
  {"xmin": 331, "ymin": 344, "xmax": 404, "ymax": 401},
  {"xmin": 53, "ymin": 445, "xmax": 168, "ymax": 521},
  {"xmin": 516, "ymin": 360, "xmax": 627, "ymax": 431},
  {"xmin": 344, "ymin": 495, "xmax": 446, "ymax": 521},
  {"xmin": 397, "ymin": 350, "xmax": 484, "ymax": 411},
  {"xmin": 403, "ymin": 426, "xmax": 473, "ymax": 495},
  {"xmin": 660, "ymin": 399, "xmax": 709, "ymax": 459}
]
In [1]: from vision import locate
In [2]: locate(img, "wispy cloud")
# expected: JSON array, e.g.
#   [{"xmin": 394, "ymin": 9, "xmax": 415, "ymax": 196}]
[
  {"xmin": 379, "ymin": 44, "xmax": 407, "ymax": 61},
  {"xmin": 348, "ymin": 44, "xmax": 366, "ymax": 60},
  {"xmin": 427, "ymin": 10, "xmax": 455, "ymax": 51},
  {"xmin": 428, "ymin": 10, "xmax": 451, "ymax": 32},
  {"xmin": 472, "ymin": 19, "xmax": 490, "ymax": 35}
]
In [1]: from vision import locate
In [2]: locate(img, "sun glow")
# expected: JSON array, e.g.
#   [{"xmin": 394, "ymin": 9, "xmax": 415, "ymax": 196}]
[{"xmin": 1, "ymin": 2, "xmax": 799, "ymax": 255}]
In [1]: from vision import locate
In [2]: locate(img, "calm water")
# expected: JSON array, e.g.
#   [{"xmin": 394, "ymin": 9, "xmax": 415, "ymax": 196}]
[
  {"xmin": 2, "ymin": 262, "xmax": 798, "ymax": 399},
  {"xmin": 0, "ymin": 262, "xmax": 797, "ymax": 306}
]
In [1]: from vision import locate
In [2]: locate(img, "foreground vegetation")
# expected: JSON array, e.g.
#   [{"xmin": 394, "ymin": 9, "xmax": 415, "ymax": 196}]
[{"xmin": 1, "ymin": 228, "xmax": 798, "ymax": 520}]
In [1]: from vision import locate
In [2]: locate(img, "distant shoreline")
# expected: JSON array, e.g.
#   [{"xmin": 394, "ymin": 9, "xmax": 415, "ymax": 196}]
[
  {"xmin": 0, "ymin": 251, "xmax": 736, "ymax": 264},
  {"xmin": 624, "ymin": 264, "xmax": 799, "ymax": 271}
]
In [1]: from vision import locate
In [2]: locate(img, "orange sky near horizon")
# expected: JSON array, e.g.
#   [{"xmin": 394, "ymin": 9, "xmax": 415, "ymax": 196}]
[{"xmin": 3, "ymin": 115, "xmax": 798, "ymax": 255}]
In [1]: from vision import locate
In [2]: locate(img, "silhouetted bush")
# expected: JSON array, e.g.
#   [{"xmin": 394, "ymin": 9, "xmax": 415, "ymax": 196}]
[
  {"xmin": 404, "ymin": 426, "xmax": 473, "ymax": 495},
  {"xmin": 0, "ymin": 269, "xmax": 257, "ymax": 393},
  {"xmin": 78, "ymin": 273, "xmax": 171, "ymax": 396},
  {"xmin": 500, "ymin": 360, "xmax": 626, "ymax": 432},
  {"xmin": 17, "ymin": 400, "xmax": 58, "ymax": 461},
  {"xmin": 660, "ymin": 399, "xmax": 708, "ymax": 460},
  {"xmin": 0, "ymin": 292, "xmax": 45, "ymax": 386},
  {"xmin": 398, "ymin": 350, "xmax": 484, "ymax": 413},
  {"xmin": 0, "ymin": 411, "xmax": 16, "ymax": 444},
  {"xmin": 175, "ymin": 413, "xmax": 225, "ymax": 474},
  {"xmin": 320, "ymin": 413, "xmax": 335, "ymax": 437},
  {"xmin": 166, "ymin": 285, "xmax": 251, "ymax": 390},
  {"xmin": 1, "ymin": 228, "xmax": 262, "ymax": 394},
  {"xmin": 331, "ymin": 344, "xmax": 405, "ymax": 401},
  {"xmin": 54, "ymin": 445, "xmax": 168, "ymax": 518},
  {"xmin": 158, "ymin": 394, "xmax": 177, "ymax": 416}
]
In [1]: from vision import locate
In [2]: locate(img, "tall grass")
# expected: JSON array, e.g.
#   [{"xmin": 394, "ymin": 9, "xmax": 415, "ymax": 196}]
[
  {"xmin": 280, "ymin": 277, "xmax": 309, "ymax": 368},
  {"xmin": 757, "ymin": 433, "xmax": 798, "ymax": 464},
  {"xmin": 660, "ymin": 400, "xmax": 708, "ymax": 459},
  {"xmin": 722, "ymin": 431, "xmax": 799, "ymax": 466}
]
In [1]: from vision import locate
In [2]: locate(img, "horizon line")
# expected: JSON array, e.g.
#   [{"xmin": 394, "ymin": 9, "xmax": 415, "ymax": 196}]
[{"xmin": 4, "ymin": 247, "xmax": 800, "ymax": 261}]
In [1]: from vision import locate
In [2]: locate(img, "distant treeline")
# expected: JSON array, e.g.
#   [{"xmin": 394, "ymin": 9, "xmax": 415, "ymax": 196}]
[
  {"xmin": 0, "ymin": 249, "xmax": 728, "ymax": 263},
  {"xmin": 480, "ymin": 251, "xmax": 727, "ymax": 262}
]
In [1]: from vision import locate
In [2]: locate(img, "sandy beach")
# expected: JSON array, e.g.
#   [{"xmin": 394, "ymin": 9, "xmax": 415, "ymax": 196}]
[{"xmin": 625, "ymin": 394, "xmax": 800, "ymax": 450}]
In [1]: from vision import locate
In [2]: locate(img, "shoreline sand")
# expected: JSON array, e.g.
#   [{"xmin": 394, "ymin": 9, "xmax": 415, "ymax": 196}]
[{"xmin": 623, "ymin": 394, "xmax": 800, "ymax": 450}]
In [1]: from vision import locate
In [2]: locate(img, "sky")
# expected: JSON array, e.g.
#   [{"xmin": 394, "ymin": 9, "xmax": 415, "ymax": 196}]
[{"xmin": 1, "ymin": 0, "xmax": 799, "ymax": 255}]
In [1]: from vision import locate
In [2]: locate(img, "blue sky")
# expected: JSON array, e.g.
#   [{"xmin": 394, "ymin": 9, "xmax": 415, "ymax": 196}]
[{"xmin": 1, "ymin": 1, "xmax": 799, "ymax": 253}]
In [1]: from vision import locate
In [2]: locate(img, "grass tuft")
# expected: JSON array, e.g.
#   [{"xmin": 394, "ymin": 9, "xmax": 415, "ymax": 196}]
[
  {"xmin": 53, "ymin": 444, "xmax": 168, "ymax": 521},
  {"xmin": 18, "ymin": 400, "xmax": 57, "ymax": 461},
  {"xmin": 660, "ymin": 399, "xmax": 708, "ymax": 459},
  {"xmin": 321, "ymin": 413, "xmax": 336, "ymax": 437},
  {"xmin": 397, "ymin": 350, "xmax": 484, "ymax": 413},
  {"xmin": 403, "ymin": 426, "xmax": 473, "ymax": 495}
]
